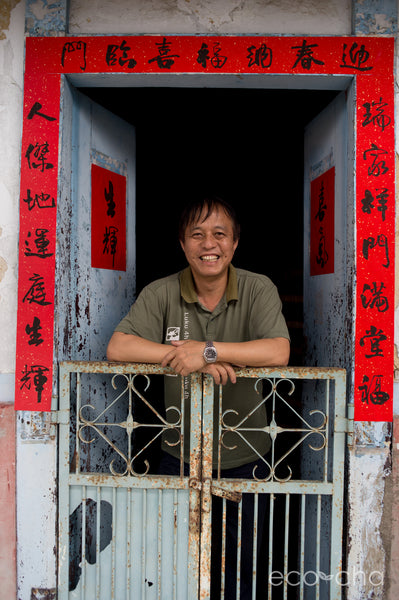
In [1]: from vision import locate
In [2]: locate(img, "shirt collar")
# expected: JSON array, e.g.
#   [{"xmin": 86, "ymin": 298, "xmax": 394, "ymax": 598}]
[{"xmin": 180, "ymin": 264, "xmax": 238, "ymax": 304}]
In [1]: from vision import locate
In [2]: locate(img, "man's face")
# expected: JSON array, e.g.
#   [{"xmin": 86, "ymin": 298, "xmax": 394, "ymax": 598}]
[{"xmin": 180, "ymin": 208, "xmax": 238, "ymax": 283}]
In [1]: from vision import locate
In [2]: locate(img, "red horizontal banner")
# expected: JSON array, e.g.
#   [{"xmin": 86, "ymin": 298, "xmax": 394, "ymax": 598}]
[{"xmin": 15, "ymin": 36, "xmax": 395, "ymax": 419}]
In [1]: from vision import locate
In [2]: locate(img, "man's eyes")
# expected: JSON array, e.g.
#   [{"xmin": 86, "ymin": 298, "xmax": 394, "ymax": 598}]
[{"xmin": 191, "ymin": 231, "xmax": 226, "ymax": 239}]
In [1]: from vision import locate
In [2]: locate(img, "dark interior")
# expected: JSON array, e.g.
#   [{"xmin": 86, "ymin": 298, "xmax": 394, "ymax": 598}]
[{"xmin": 81, "ymin": 87, "xmax": 339, "ymax": 365}]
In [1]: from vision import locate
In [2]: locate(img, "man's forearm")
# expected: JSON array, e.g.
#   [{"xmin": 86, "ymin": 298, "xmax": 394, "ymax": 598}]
[
  {"xmin": 214, "ymin": 338, "xmax": 290, "ymax": 367},
  {"xmin": 106, "ymin": 332, "xmax": 170, "ymax": 363}
]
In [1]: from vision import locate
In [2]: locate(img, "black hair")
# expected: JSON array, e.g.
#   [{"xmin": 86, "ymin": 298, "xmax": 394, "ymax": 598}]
[{"xmin": 178, "ymin": 195, "xmax": 240, "ymax": 241}]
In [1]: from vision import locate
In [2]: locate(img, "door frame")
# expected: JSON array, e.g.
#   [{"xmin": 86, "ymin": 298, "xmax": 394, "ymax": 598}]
[{"xmin": 15, "ymin": 34, "xmax": 395, "ymax": 598}]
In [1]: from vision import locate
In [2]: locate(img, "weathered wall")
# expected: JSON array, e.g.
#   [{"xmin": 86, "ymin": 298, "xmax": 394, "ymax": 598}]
[
  {"xmin": 69, "ymin": 0, "xmax": 352, "ymax": 35},
  {"xmin": 0, "ymin": 405, "xmax": 16, "ymax": 599},
  {"xmin": 0, "ymin": 0, "xmax": 24, "ymax": 374},
  {"xmin": 0, "ymin": 1, "xmax": 25, "ymax": 598},
  {"xmin": 1, "ymin": 1, "xmax": 398, "ymax": 599}
]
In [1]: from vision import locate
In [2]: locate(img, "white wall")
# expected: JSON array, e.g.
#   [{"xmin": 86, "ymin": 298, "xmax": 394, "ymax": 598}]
[
  {"xmin": 69, "ymin": 0, "xmax": 352, "ymax": 35},
  {"xmin": 0, "ymin": 0, "xmax": 25, "ymax": 378}
]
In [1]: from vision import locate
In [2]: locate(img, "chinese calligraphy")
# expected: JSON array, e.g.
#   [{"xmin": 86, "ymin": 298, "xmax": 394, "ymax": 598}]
[
  {"xmin": 25, "ymin": 142, "xmax": 54, "ymax": 172},
  {"xmin": 360, "ymin": 282, "xmax": 389, "ymax": 313},
  {"xmin": 24, "ymin": 229, "xmax": 53, "ymax": 259},
  {"xmin": 197, "ymin": 42, "xmax": 228, "ymax": 69},
  {"xmin": 359, "ymin": 326, "xmax": 386, "ymax": 358},
  {"xmin": 20, "ymin": 364, "xmax": 49, "ymax": 404},
  {"xmin": 22, "ymin": 273, "xmax": 51, "ymax": 307},
  {"xmin": 340, "ymin": 42, "xmax": 373, "ymax": 71},
  {"xmin": 310, "ymin": 168, "xmax": 335, "ymax": 276},
  {"xmin": 106, "ymin": 40, "xmax": 137, "ymax": 69},
  {"xmin": 247, "ymin": 43, "xmax": 272, "ymax": 68},
  {"xmin": 292, "ymin": 40, "xmax": 325, "ymax": 70},
  {"xmin": 23, "ymin": 189, "xmax": 55, "ymax": 211},
  {"xmin": 362, "ymin": 234, "xmax": 389, "ymax": 268},
  {"xmin": 362, "ymin": 98, "xmax": 391, "ymax": 132},
  {"xmin": 149, "ymin": 37, "xmax": 179, "ymax": 69},
  {"xmin": 361, "ymin": 188, "xmax": 388, "ymax": 222},
  {"xmin": 363, "ymin": 143, "xmax": 389, "ymax": 177},
  {"xmin": 25, "ymin": 316, "xmax": 44, "ymax": 347},
  {"xmin": 27, "ymin": 102, "xmax": 56, "ymax": 122},
  {"xmin": 358, "ymin": 374, "xmax": 389, "ymax": 405},
  {"xmin": 91, "ymin": 164, "xmax": 126, "ymax": 272},
  {"xmin": 61, "ymin": 40, "xmax": 87, "ymax": 71},
  {"xmin": 103, "ymin": 226, "xmax": 118, "ymax": 267}
]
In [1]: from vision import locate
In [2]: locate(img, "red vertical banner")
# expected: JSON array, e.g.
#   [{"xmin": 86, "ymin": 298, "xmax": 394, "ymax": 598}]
[
  {"xmin": 14, "ymin": 72, "xmax": 61, "ymax": 411},
  {"xmin": 354, "ymin": 66, "xmax": 395, "ymax": 421},
  {"xmin": 310, "ymin": 167, "xmax": 335, "ymax": 276},
  {"xmin": 91, "ymin": 165, "xmax": 127, "ymax": 271}
]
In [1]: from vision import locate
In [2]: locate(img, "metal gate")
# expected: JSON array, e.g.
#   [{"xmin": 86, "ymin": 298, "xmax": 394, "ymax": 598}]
[{"xmin": 58, "ymin": 362, "xmax": 350, "ymax": 599}]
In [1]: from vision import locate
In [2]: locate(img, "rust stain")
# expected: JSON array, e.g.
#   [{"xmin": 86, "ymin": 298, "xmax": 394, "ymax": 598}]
[
  {"xmin": 30, "ymin": 589, "xmax": 56, "ymax": 600},
  {"xmin": 0, "ymin": 256, "xmax": 8, "ymax": 283},
  {"xmin": 0, "ymin": 0, "xmax": 20, "ymax": 41}
]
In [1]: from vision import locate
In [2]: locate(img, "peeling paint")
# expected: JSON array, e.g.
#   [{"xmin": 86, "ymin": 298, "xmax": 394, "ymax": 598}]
[
  {"xmin": 0, "ymin": 256, "xmax": 8, "ymax": 283},
  {"xmin": 25, "ymin": 0, "xmax": 67, "ymax": 35},
  {"xmin": 353, "ymin": 0, "xmax": 398, "ymax": 34},
  {"xmin": 0, "ymin": 0, "xmax": 20, "ymax": 41},
  {"xmin": 30, "ymin": 588, "xmax": 56, "ymax": 600},
  {"xmin": 347, "ymin": 448, "xmax": 390, "ymax": 600}
]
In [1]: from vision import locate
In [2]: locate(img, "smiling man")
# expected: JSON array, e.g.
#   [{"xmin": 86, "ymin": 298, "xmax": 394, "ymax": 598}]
[
  {"xmin": 107, "ymin": 196, "xmax": 290, "ymax": 384},
  {"xmin": 106, "ymin": 195, "xmax": 290, "ymax": 599}
]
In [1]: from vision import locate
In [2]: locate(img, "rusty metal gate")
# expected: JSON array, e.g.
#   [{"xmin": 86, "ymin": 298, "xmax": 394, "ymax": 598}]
[{"xmin": 57, "ymin": 362, "xmax": 350, "ymax": 599}]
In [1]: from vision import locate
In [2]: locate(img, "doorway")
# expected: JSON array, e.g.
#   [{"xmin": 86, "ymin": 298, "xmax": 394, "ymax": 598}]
[{"xmin": 80, "ymin": 86, "xmax": 339, "ymax": 367}]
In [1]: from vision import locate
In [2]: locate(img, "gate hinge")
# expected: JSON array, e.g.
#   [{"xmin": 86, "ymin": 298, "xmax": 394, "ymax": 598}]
[
  {"xmin": 49, "ymin": 410, "xmax": 69, "ymax": 425},
  {"xmin": 346, "ymin": 403, "xmax": 354, "ymax": 447},
  {"xmin": 335, "ymin": 403, "xmax": 354, "ymax": 445}
]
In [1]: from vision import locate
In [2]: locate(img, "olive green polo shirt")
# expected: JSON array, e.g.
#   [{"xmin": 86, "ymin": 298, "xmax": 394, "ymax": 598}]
[{"xmin": 115, "ymin": 265, "xmax": 289, "ymax": 469}]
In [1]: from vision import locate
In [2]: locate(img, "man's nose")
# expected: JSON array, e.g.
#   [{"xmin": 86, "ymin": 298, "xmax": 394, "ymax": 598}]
[{"xmin": 202, "ymin": 233, "xmax": 216, "ymax": 247}]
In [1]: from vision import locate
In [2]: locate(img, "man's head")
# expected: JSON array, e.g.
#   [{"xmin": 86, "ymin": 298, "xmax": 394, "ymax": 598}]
[
  {"xmin": 178, "ymin": 196, "xmax": 240, "ymax": 284},
  {"xmin": 178, "ymin": 195, "xmax": 240, "ymax": 243}
]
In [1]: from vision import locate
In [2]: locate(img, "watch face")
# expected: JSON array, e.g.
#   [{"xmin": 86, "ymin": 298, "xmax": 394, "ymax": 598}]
[{"xmin": 204, "ymin": 345, "xmax": 217, "ymax": 363}]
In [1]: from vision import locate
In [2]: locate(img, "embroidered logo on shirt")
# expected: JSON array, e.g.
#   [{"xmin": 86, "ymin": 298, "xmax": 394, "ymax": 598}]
[{"xmin": 166, "ymin": 326, "xmax": 180, "ymax": 341}]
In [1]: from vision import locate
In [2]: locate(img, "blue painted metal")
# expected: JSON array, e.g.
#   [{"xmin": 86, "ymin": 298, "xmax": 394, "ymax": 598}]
[
  {"xmin": 25, "ymin": 0, "xmax": 69, "ymax": 36},
  {"xmin": 58, "ymin": 362, "xmax": 349, "ymax": 599},
  {"xmin": 353, "ymin": 0, "xmax": 397, "ymax": 35}
]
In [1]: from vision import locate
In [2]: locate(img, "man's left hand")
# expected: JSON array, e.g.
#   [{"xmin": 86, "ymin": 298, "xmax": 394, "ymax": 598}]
[{"xmin": 161, "ymin": 340, "xmax": 237, "ymax": 384}]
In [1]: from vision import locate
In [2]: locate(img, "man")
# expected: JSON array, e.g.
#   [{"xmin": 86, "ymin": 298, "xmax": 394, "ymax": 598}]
[{"xmin": 107, "ymin": 195, "xmax": 290, "ymax": 598}]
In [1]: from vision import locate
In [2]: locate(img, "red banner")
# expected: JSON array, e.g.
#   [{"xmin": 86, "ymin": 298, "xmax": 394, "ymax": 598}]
[
  {"xmin": 15, "ymin": 36, "xmax": 395, "ymax": 418},
  {"xmin": 91, "ymin": 165, "xmax": 127, "ymax": 271},
  {"xmin": 310, "ymin": 167, "xmax": 335, "ymax": 276}
]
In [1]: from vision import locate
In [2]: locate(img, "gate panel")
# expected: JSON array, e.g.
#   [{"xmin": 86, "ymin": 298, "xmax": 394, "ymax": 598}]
[
  {"xmin": 58, "ymin": 364, "xmax": 349, "ymax": 599},
  {"xmin": 58, "ymin": 362, "xmax": 202, "ymax": 600},
  {"xmin": 202, "ymin": 367, "xmax": 348, "ymax": 600}
]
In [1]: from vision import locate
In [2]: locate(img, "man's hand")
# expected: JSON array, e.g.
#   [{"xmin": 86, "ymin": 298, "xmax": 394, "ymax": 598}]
[
  {"xmin": 161, "ymin": 340, "xmax": 237, "ymax": 384},
  {"xmin": 199, "ymin": 362, "xmax": 238, "ymax": 385}
]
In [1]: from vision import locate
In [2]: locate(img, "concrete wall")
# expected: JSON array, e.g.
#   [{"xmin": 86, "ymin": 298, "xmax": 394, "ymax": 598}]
[
  {"xmin": 69, "ymin": 0, "xmax": 352, "ymax": 35},
  {"xmin": 1, "ymin": 0, "xmax": 398, "ymax": 598},
  {"xmin": 0, "ymin": 1, "xmax": 25, "ymax": 598}
]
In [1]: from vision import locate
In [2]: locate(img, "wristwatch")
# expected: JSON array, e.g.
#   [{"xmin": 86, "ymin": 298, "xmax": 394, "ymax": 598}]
[{"xmin": 203, "ymin": 340, "xmax": 218, "ymax": 363}]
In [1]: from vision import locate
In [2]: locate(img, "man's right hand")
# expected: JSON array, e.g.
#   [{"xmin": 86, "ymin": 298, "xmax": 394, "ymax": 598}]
[{"xmin": 199, "ymin": 362, "xmax": 238, "ymax": 385}]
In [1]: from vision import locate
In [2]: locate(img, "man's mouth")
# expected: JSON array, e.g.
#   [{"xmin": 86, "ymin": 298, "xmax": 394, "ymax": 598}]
[{"xmin": 200, "ymin": 255, "xmax": 219, "ymax": 262}]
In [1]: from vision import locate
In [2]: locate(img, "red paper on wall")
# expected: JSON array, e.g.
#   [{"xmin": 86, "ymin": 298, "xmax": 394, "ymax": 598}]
[
  {"xmin": 91, "ymin": 164, "xmax": 126, "ymax": 271},
  {"xmin": 310, "ymin": 167, "xmax": 335, "ymax": 276},
  {"xmin": 15, "ymin": 36, "xmax": 395, "ymax": 418}
]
